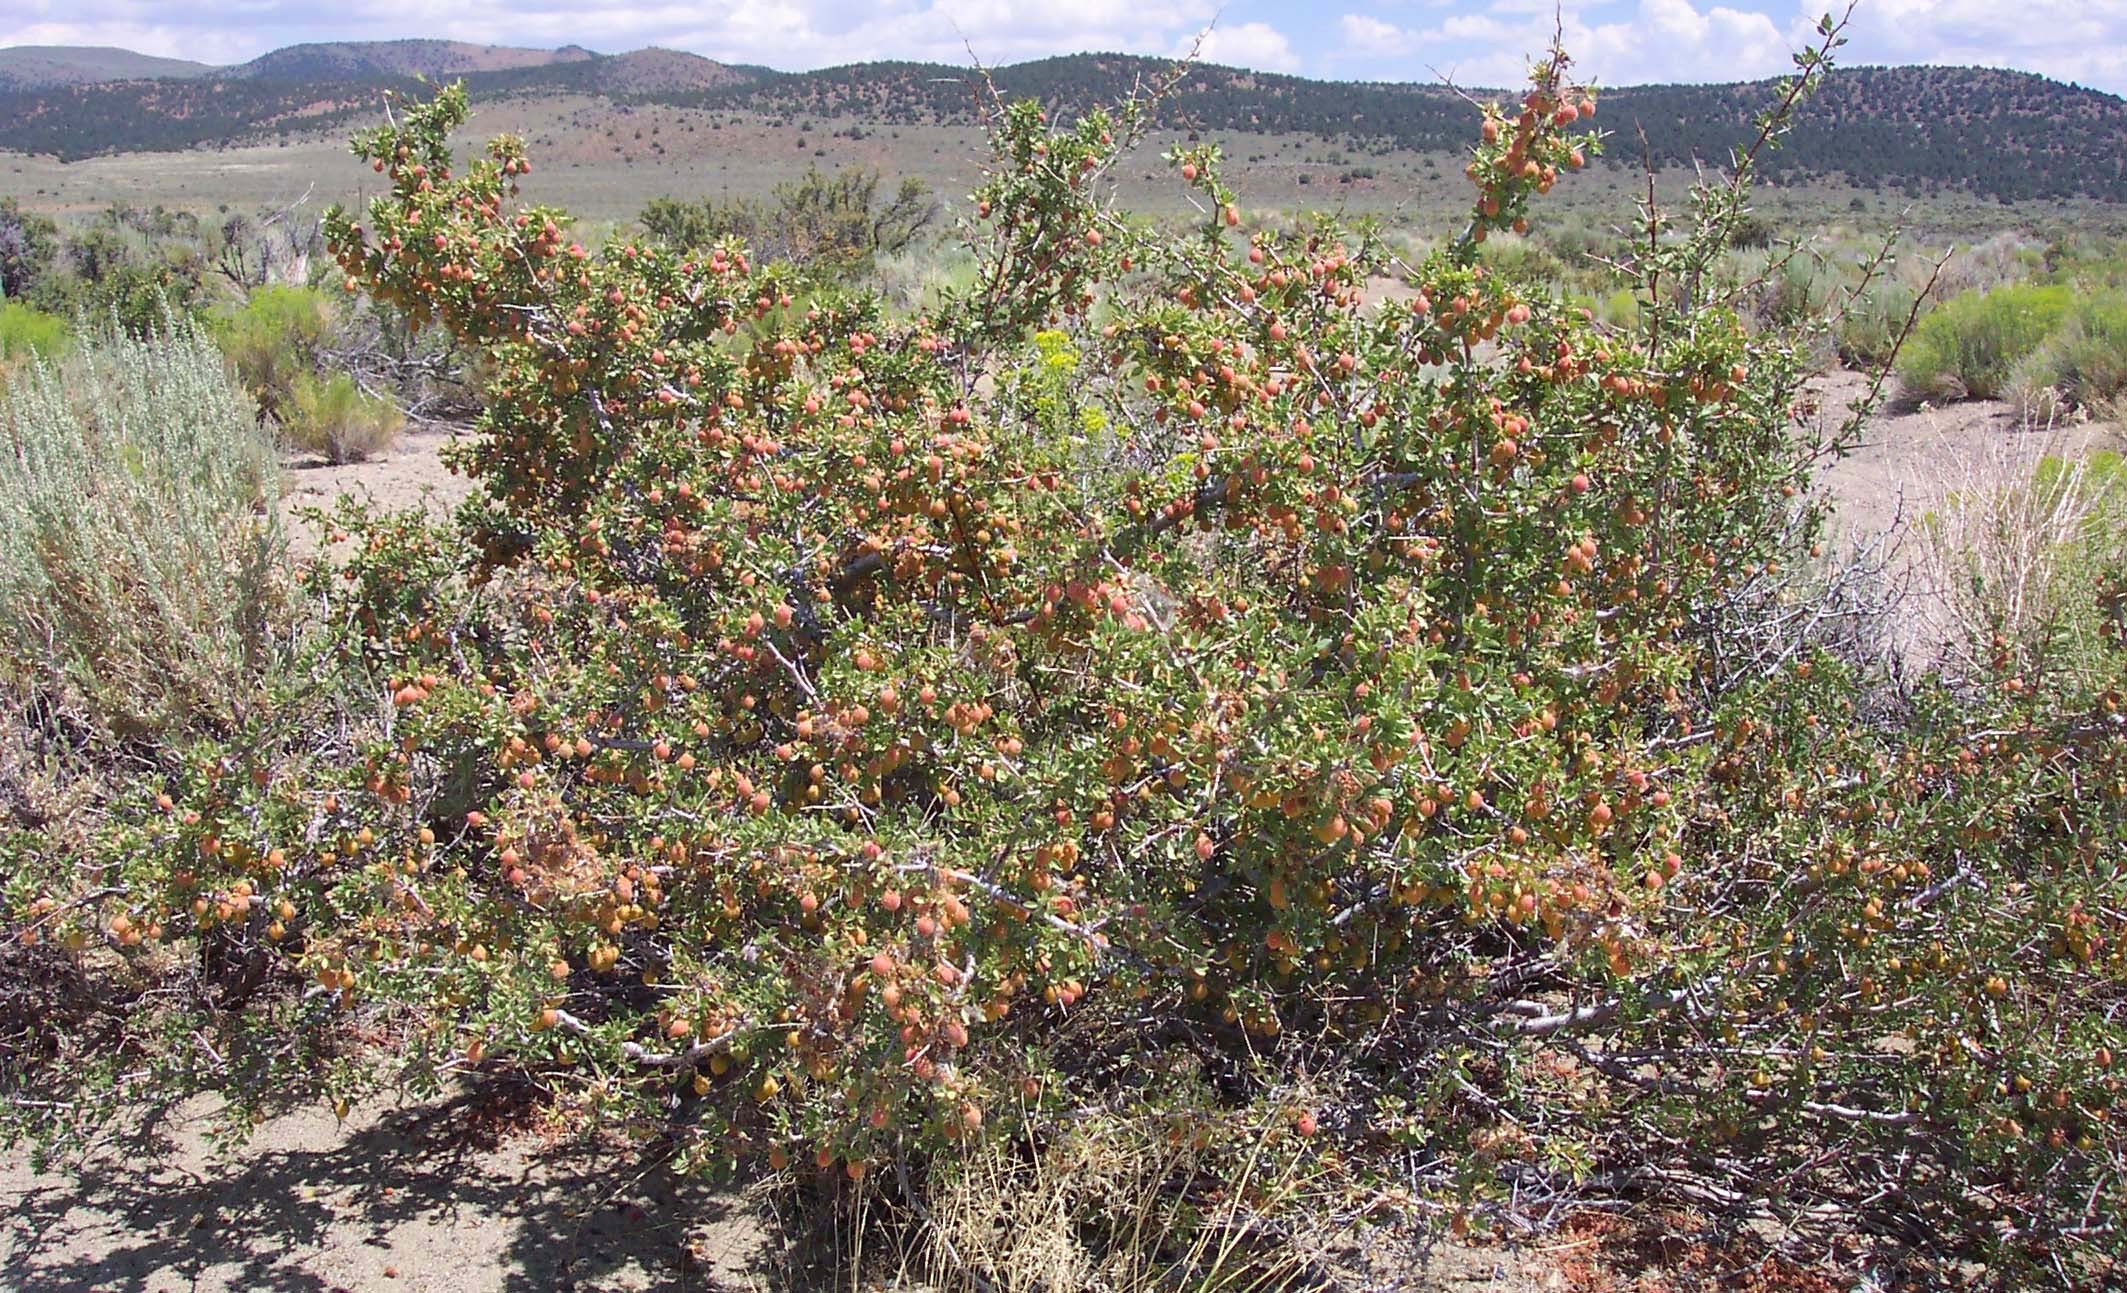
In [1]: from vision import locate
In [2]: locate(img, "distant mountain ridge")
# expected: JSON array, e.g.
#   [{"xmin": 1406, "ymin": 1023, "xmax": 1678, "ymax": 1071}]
[
  {"xmin": 0, "ymin": 44, "xmax": 215, "ymax": 87},
  {"xmin": 2, "ymin": 40, "xmax": 2124, "ymax": 204},
  {"xmin": 469, "ymin": 47, "xmax": 761, "ymax": 95},
  {"xmin": 230, "ymin": 39, "xmax": 598, "ymax": 82},
  {"xmin": 0, "ymin": 39, "xmax": 599, "ymax": 88}
]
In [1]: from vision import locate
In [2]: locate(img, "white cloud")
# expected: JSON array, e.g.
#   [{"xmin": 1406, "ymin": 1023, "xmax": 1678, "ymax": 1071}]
[
  {"xmin": 1337, "ymin": 13, "xmax": 1413, "ymax": 57},
  {"xmin": 1, "ymin": 16, "xmax": 259, "ymax": 65},
  {"xmin": 1575, "ymin": 0, "xmax": 1789, "ymax": 84},
  {"xmin": 1333, "ymin": 0, "xmax": 2127, "ymax": 92},
  {"xmin": 0, "ymin": 0, "xmax": 1243, "ymax": 72},
  {"xmin": 1438, "ymin": 14, "xmax": 1513, "ymax": 42},
  {"xmin": 1189, "ymin": 20, "xmax": 1300, "ymax": 72},
  {"xmin": 1840, "ymin": 0, "xmax": 2127, "ymax": 90},
  {"xmin": 1334, "ymin": 0, "xmax": 1791, "ymax": 88}
]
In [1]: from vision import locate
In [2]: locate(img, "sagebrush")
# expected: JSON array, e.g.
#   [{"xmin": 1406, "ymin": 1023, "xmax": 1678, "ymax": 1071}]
[{"xmin": 0, "ymin": 318, "xmax": 283, "ymax": 745}]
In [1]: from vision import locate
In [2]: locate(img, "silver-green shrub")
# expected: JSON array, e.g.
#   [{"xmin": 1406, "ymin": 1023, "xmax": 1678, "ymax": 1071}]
[{"xmin": 0, "ymin": 318, "xmax": 284, "ymax": 744}]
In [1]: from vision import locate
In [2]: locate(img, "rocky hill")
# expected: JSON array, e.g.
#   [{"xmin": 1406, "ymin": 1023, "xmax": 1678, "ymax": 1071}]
[
  {"xmin": 230, "ymin": 39, "xmax": 597, "ymax": 82},
  {"xmin": 0, "ymin": 45, "xmax": 214, "ymax": 88}
]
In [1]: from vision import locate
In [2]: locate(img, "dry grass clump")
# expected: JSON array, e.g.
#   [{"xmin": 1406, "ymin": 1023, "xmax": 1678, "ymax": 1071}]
[
  {"xmin": 907, "ymin": 1089, "xmax": 1340, "ymax": 1293},
  {"xmin": 281, "ymin": 370, "xmax": 403, "ymax": 464},
  {"xmin": 1914, "ymin": 417, "xmax": 2127, "ymax": 690}
]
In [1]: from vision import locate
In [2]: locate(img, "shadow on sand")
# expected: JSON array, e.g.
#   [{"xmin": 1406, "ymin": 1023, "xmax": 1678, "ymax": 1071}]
[{"xmin": 2, "ymin": 1082, "xmax": 820, "ymax": 1292}]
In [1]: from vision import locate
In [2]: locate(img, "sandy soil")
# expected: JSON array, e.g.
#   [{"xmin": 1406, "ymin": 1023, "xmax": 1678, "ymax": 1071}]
[
  {"xmin": 0, "ymin": 1089, "xmax": 1565, "ymax": 1292},
  {"xmin": 1, "ymin": 1089, "xmax": 777, "ymax": 1293},
  {"xmin": 278, "ymin": 423, "xmax": 479, "ymax": 557},
  {"xmin": 11, "ymin": 369, "xmax": 2111, "ymax": 1292},
  {"xmin": 1812, "ymin": 367, "xmax": 2124, "ymax": 546},
  {"xmin": 1808, "ymin": 368, "xmax": 2124, "ymax": 661}
]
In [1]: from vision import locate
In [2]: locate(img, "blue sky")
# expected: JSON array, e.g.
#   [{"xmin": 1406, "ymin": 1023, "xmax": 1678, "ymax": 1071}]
[{"xmin": 5, "ymin": 0, "xmax": 2126, "ymax": 93}]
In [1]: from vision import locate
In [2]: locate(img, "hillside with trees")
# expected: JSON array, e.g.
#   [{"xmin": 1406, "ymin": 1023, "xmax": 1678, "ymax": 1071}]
[
  {"xmin": 678, "ymin": 55, "xmax": 2127, "ymax": 203},
  {"xmin": 468, "ymin": 47, "xmax": 761, "ymax": 97},
  {"xmin": 0, "ymin": 75, "xmax": 419, "ymax": 157},
  {"xmin": 2, "ymin": 42, "xmax": 2126, "ymax": 203}
]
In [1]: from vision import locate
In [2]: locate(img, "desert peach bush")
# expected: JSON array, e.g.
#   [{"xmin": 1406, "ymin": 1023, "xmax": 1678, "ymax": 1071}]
[{"xmin": 6, "ymin": 17, "xmax": 2125, "ymax": 1281}]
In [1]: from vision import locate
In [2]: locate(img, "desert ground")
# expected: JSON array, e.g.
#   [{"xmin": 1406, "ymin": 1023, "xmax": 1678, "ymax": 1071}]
[{"xmin": 1, "ymin": 1081, "xmax": 1590, "ymax": 1293}]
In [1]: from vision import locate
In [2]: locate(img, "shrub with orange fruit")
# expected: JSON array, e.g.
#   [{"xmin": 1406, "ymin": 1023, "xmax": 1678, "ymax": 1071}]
[{"xmin": 7, "ymin": 18, "xmax": 2124, "ymax": 1277}]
